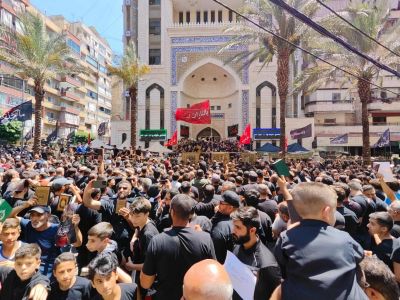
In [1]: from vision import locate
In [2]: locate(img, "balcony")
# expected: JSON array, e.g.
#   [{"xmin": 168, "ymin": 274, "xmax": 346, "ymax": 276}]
[
  {"xmin": 304, "ymin": 100, "xmax": 354, "ymax": 114},
  {"xmin": 170, "ymin": 21, "xmax": 242, "ymax": 30},
  {"xmin": 60, "ymin": 105, "xmax": 80, "ymax": 116},
  {"xmin": 60, "ymin": 89, "xmax": 81, "ymax": 102},
  {"xmin": 43, "ymin": 117, "xmax": 57, "ymax": 125},
  {"xmin": 60, "ymin": 76, "xmax": 82, "ymax": 88}
]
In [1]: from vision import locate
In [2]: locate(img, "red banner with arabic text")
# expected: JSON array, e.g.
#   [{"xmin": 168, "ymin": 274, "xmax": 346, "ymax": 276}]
[{"xmin": 175, "ymin": 100, "xmax": 211, "ymax": 124}]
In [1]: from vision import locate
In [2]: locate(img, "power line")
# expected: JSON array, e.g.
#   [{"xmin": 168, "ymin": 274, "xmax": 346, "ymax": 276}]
[
  {"xmin": 211, "ymin": 0, "xmax": 400, "ymax": 97},
  {"xmin": 268, "ymin": 0, "xmax": 400, "ymax": 78},
  {"xmin": 316, "ymin": 0, "xmax": 400, "ymax": 59}
]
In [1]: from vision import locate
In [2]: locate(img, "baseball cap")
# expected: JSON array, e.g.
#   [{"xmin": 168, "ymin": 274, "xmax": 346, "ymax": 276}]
[
  {"xmin": 29, "ymin": 206, "xmax": 51, "ymax": 214},
  {"xmin": 52, "ymin": 178, "xmax": 73, "ymax": 190},
  {"xmin": 221, "ymin": 191, "xmax": 240, "ymax": 208}
]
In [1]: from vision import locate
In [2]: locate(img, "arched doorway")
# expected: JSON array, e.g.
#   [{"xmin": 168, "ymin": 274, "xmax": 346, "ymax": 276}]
[{"xmin": 196, "ymin": 127, "xmax": 221, "ymax": 140}]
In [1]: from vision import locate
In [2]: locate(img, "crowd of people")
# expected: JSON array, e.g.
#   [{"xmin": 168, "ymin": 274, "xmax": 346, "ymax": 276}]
[
  {"xmin": 0, "ymin": 144, "xmax": 399, "ymax": 299},
  {"xmin": 176, "ymin": 138, "xmax": 243, "ymax": 153}
]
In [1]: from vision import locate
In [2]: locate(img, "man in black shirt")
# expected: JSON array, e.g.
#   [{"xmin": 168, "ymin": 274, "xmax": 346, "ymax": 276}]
[
  {"xmin": 231, "ymin": 206, "xmax": 281, "ymax": 300},
  {"xmin": 83, "ymin": 180, "xmax": 134, "ymax": 254},
  {"xmin": 333, "ymin": 185, "xmax": 359, "ymax": 238},
  {"xmin": 141, "ymin": 194, "xmax": 216, "ymax": 300},
  {"xmin": 194, "ymin": 184, "xmax": 220, "ymax": 219},
  {"xmin": 257, "ymin": 184, "xmax": 277, "ymax": 222},
  {"xmin": 211, "ymin": 191, "xmax": 240, "ymax": 263}
]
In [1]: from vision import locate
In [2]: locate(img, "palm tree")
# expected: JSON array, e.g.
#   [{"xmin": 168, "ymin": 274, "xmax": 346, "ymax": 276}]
[
  {"xmin": 107, "ymin": 41, "xmax": 150, "ymax": 149},
  {"xmin": 295, "ymin": 0, "xmax": 400, "ymax": 165},
  {"xmin": 220, "ymin": 0, "xmax": 319, "ymax": 157},
  {"xmin": 0, "ymin": 12, "xmax": 85, "ymax": 154}
]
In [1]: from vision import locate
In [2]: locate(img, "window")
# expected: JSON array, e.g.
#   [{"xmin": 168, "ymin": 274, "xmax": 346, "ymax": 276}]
[
  {"xmin": 211, "ymin": 106, "xmax": 215, "ymax": 110},
  {"xmin": 203, "ymin": 11, "xmax": 208, "ymax": 23},
  {"xmin": 324, "ymin": 118, "xmax": 336, "ymax": 125},
  {"xmin": 187, "ymin": 104, "xmax": 190, "ymax": 108},
  {"xmin": 149, "ymin": 19, "xmax": 161, "ymax": 35},
  {"xmin": 86, "ymin": 56, "xmax": 98, "ymax": 68},
  {"xmin": 373, "ymin": 116, "xmax": 386, "ymax": 125},
  {"xmin": 99, "ymin": 65, "xmax": 107, "ymax": 74},
  {"xmin": 46, "ymin": 112, "xmax": 55, "ymax": 119},
  {"xmin": 179, "ymin": 12, "xmax": 183, "ymax": 24},
  {"xmin": 67, "ymin": 39, "xmax": 80, "ymax": 54},
  {"xmin": 381, "ymin": 91, "xmax": 387, "ymax": 99},
  {"xmin": 149, "ymin": 49, "xmax": 161, "ymax": 65},
  {"xmin": 229, "ymin": 10, "xmax": 233, "ymax": 22},
  {"xmin": 186, "ymin": 11, "xmax": 190, "ymax": 23},
  {"xmin": 149, "ymin": 0, "xmax": 160, "ymax": 4},
  {"xmin": 196, "ymin": 11, "xmax": 201, "ymax": 23},
  {"xmin": 211, "ymin": 11, "xmax": 215, "ymax": 23},
  {"xmin": 216, "ymin": 105, "xmax": 221, "ymax": 110},
  {"xmin": 332, "ymin": 93, "xmax": 341, "ymax": 102},
  {"xmin": 228, "ymin": 103, "xmax": 232, "ymax": 108},
  {"xmin": 218, "ymin": 10, "xmax": 223, "ymax": 22}
]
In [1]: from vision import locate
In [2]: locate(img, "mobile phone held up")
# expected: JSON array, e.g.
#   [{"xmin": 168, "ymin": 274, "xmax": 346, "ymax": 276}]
[{"xmin": 93, "ymin": 180, "xmax": 107, "ymax": 189}]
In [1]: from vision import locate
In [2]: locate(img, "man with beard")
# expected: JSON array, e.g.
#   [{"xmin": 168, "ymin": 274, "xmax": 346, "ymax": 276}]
[
  {"xmin": 231, "ymin": 206, "xmax": 281, "ymax": 300},
  {"xmin": 10, "ymin": 199, "xmax": 82, "ymax": 277},
  {"xmin": 211, "ymin": 190, "xmax": 239, "ymax": 263},
  {"xmin": 83, "ymin": 180, "xmax": 135, "ymax": 259}
]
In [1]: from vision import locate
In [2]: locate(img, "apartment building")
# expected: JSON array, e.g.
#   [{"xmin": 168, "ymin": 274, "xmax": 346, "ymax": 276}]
[{"xmin": 0, "ymin": 0, "xmax": 113, "ymax": 142}]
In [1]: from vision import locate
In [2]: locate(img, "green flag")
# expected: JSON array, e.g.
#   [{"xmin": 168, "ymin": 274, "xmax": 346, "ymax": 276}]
[{"xmin": 0, "ymin": 198, "xmax": 12, "ymax": 222}]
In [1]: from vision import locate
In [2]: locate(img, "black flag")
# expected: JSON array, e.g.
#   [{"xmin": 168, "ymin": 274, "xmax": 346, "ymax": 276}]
[{"xmin": 0, "ymin": 101, "xmax": 32, "ymax": 125}]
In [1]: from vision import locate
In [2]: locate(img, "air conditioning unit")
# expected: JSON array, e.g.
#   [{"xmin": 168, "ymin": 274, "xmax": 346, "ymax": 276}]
[{"xmin": 126, "ymin": 30, "xmax": 131, "ymax": 37}]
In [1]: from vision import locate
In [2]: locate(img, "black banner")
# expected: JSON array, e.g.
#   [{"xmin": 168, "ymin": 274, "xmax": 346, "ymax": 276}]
[
  {"xmin": 290, "ymin": 124, "xmax": 312, "ymax": 139},
  {"xmin": 180, "ymin": 125, "xmax": 189, "ymax": 138},
  {"xmin": 0, "ymin": 100, "xmax": 32, "ymax": 125},
  {"xmin": 228, "ymin": 124, "xmax": 239, "ymax": 137}
]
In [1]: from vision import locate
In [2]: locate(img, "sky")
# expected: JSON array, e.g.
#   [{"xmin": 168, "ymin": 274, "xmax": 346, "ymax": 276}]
[{"xmin": 30, "ymin": 0, "xmax": 123, "ymax": 56}]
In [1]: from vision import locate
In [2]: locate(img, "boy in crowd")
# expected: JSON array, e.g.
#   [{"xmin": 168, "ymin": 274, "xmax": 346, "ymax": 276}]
[
  {"xmin": 0, "ymin": 243, "xmax": 50, "ymax": 300},
  {"xmin": 88, "ymin": 253, "xmax": 137, "ymax": 300},
  {"xmin": 86, "ymin": 222, "xmax": 132, "ymax": 284},
  {"xmin": 0, "ymin": 217, "xmax": 24, "ymax": 265},
  {"xmin": 124, "ymin": 197, "xmax": 158, "ymax": 298},
  {"xmin": 275, "ymin": 182, "xmax": 368, "ymax": 300},
  {"xmin": 49, "ymin": 252, "xmax": 93, "ymax": 300},
  {"xmin": 86, "ymin": 222, "xmax": 118, "ymax": 258}
]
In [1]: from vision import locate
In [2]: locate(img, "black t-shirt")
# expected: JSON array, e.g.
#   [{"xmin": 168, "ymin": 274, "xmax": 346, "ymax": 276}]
[
  {"xmin": 334, "ymin": 210, "xmax": 346, "ymax": 230},
  {"xmin": 91, "ymin": 283, "xmax": 137, "ymax": 300},
  {"xmin": 48, "ymin": 276, "xmax": 93, "ymax": 300},
  {"xmin": 132, "ymin": 221, "xmax": 159, "ymax": 264},
  {"xmin": 99, "ymin": 197, "xmax": 134, "ymax": 250},
  {"xmin": 337, "ymin": 206, "xmax": 359, "ymax": 238},
  {"xmin": 0, "ymin": 267, "xmax": 50, "ymax": 299},
  {"xmin": 142, "ymin": 226, "xmax": 216, "ymax": 300},
  {"xmin": 211, "ymin": 213, "xmax": 234, "ymax": 263},
  {"xmin": 257, "ymin": 199, "xmax": 278, "ymax": 223},
  {"xmin": 371, "ymin": 238, "xmax": 400, "ymax": 271},
  {"xmin": 233, "ymin": 240, "xmax": 281, "ymax": 300}
]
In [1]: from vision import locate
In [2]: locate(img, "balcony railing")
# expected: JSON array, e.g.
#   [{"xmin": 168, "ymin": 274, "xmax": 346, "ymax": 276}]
[
  {"xmin": 304, "ymin": 100, "xmax": 353, "ymax": 113},
  {"xmin": 170, "ymin": 21, "xmax": 242, "ymax": 29},
  {"xmin": 60, "ymin": 89, "xmax": 81, "ymax": 102},
  {"xmin": 60, "ymin": 76, "xmax": 82, "ymax": 87}
]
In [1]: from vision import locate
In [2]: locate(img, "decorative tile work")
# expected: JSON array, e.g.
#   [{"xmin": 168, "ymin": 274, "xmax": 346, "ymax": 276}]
[
  {"xmin": 171, "ymin": 36, "xmax": 232, "ymax": 44},
  {"xmin": 170, "ymin": 91, "xmax": 177, "ymax": 134},
  {"xmin": 242, "ymin": 90, "xmax": 249, "ymax": 129},
  {"xmin": 172, "ymin": 45, "xmax": 248, "ymax": 86}
]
